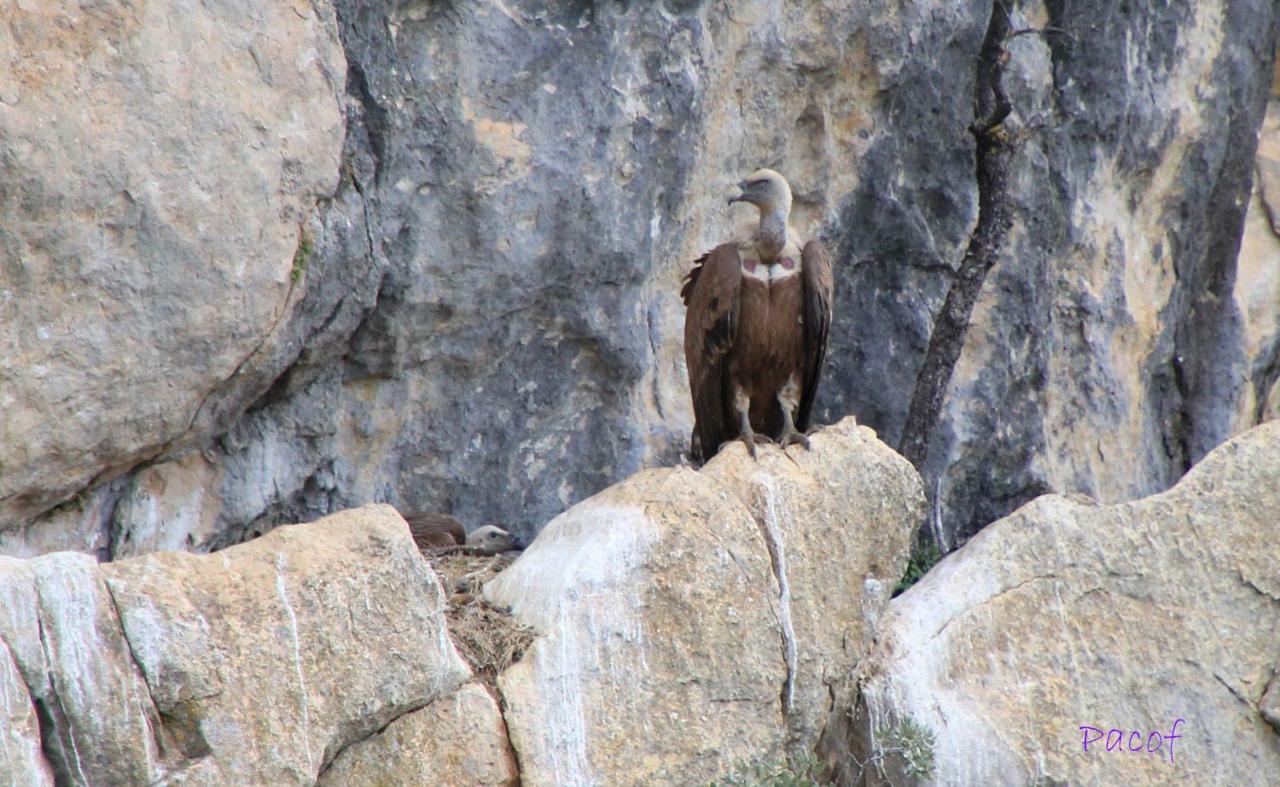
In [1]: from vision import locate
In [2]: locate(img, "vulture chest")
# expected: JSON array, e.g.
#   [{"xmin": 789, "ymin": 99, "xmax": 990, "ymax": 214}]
[{"xmin": 732, "ymin": 264, "xmax": 805, "ymax": 408}]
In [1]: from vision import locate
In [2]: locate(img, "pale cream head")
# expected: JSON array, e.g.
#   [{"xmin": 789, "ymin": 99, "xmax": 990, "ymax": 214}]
[
  {"xmin": 465, "ymin": 525, "xmax": 524, "ymax": 552},
  {"xmin": 728, "ymin": 168, "xmax": 793, "ymax": 216}
]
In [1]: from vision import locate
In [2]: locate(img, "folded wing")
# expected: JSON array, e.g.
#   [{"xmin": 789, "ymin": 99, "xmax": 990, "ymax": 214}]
[
  {"xmin": 797, "ymin": 240, "xmax": 833, "ymax": 431},
  {"xmin": 681, "ymin": 244, "xmax": 743, "ymax": 461}
]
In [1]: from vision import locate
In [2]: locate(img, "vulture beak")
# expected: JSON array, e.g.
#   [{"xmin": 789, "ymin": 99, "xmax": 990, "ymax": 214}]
[{"xmin": 727, "ymin": 179, "xmax": 750, "ymax": 206}]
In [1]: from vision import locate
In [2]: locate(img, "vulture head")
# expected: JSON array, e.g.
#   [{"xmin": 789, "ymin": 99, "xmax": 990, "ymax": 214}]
[
  {"xmin": 465, "ymin": 525, "xmax": 525, "ymax": 553},
  {"xmin": 728, "ymin": 168, "xmax": 793, "ymax": 216}
]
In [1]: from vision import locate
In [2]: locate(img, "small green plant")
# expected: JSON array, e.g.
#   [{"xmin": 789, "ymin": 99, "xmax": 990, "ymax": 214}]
[
  {"xmin": 894, "ymin": 540, "xmax": 942, "ymax": 595},
  {"xmin": 873, "ymin": 714, "xmax": 937, "ymax": 780},
  {"xmin": 709, "ymin": 754, "xmax": 821, "ymax": 787},
  {"xmin": 291, "ymin": 231, "xmax": 313, "ymax": 284}
]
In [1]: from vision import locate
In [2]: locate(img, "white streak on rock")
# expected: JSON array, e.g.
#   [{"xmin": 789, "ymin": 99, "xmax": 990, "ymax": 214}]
[
  {"xmin": 274, "ymin": 553, "xmax": 313, "ymax": 772},
  {"xmin": 754, "ymin": 473, "xmax": 797, "ymax": 715},
  {"xmin": 487, "ymin": 502, "xmax": 656, "ymax": 787}
]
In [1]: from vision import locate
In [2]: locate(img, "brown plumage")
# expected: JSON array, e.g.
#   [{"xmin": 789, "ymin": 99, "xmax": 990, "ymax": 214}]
[
  {"xmin": 682, "ymin": 169, "xmax": 833, "ymax": 461},
  {"xmin": 405, "ymin": 513, "xmax": 526, "ymax": 554},
  {"xmin": 406, "ymin": 512, "xmax": 468, "ymax": 551}
]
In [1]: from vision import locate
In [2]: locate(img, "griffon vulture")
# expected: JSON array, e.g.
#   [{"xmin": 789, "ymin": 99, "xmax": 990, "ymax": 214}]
[{"xmin": 681, "ymin": 169, "xmax": 833, "ymax": 461}]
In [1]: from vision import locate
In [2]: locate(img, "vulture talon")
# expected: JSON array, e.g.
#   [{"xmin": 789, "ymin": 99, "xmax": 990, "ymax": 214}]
[{"xmin": 779, "ymin": 428, "xmax": 811, "ymax": 450}]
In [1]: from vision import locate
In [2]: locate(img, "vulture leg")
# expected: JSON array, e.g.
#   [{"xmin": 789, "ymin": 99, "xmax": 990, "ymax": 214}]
[
  {"xmin": 777, "ymin": 376, "xmax": 811, "ymax": 450},
  {"xmin": 725, "ymin": 383, "xmax": 768, "ymax": 458}
]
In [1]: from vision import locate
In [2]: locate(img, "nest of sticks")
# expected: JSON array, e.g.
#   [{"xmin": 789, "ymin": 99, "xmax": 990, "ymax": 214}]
[{"xmin": 426, "ymin": 550, "xmax": 536, "ymax": 684}]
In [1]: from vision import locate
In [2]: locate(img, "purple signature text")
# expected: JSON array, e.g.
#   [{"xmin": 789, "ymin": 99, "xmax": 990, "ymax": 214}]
[{"xmin": 1079, "ymin": 718, "xmax": 1184, "ymax": 764}]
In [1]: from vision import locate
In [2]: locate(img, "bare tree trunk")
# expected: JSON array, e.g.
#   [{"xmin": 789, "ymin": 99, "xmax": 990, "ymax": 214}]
[{"xmin": 898, "ymin": 3, "xmax": 1015, "ymax": 482}]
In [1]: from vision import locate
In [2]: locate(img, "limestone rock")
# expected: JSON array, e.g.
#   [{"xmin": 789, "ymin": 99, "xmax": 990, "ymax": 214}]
[
  {"xmin": 0, "ymin": 637, "xmax": 52, "ymax": 784},
  {"xmin": 1263, "ymin": 674, "xmax": 1280, "ymax": 732},
  {"xmin": 319, "ymin": 682, "xmax": 518, "ymax": 787},
  {"xmin": 0, "ymin": 0, "xmax": 346, "ymax": 529},
  {"xmin": 0, "ymin": 552, "xmax": 166, "ymax": 784},
  {"xmin": 1234, "ymin": 93, "xmax": 1280, "ymax": 429},
  {"xmin": 914, "ymin": 0, "xmax": 1280, "ymax": 543},
  {"xmin": 485, "ymin": 418, "xmax": 923, "ymax": 786},
  {"xmin": 34, "ymin": 553, "xmax": 166, "ymax": 784},
  {"xmin": 841, "ymin": 421, "xmax": 1280, "ymax": 785},
  {"xmin": 93, "ymin": 0, "xmax": 1274, "ymax": 560},
  {"xmin": 487, "ymin": 467, "xmax": 785, "ymax": 787},
  {"xmin": 700, "ymin": 418, "xmax": 925, "ymax": 752},
  {"xmin": 0, "ymin": 504, "xmax": 470, "ymax": 785},
  {"xmin": 109, "ymin": 453, "xmax": 227, "ymax": 558}
]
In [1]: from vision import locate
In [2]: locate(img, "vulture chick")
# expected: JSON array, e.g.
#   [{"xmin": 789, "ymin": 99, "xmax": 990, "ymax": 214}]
[{"xmin": 405, "ymin": 513, "xmax": 524, "ymax": 554}]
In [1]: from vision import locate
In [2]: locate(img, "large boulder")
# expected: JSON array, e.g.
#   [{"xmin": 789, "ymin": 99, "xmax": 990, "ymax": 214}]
[
  {"xmin": 0, "ymin": 0, "xmax": 346, "ymax": 540},
  {"xmin": 0, "ymin": 504, "xmax": 470, "ymax": 785},
  {"xmin": 319, "ymin": 682, "xmax": 518, "ymax": 787},
  {"xmin": 0, "ymin": 552, "xmax": 161, "ymax": 784},
  {"xmin": 838, "ymin": 420, "xmax": 1280, "ymax": 785},
  {"xmin": 486, "ymin": 417, "xmax": 924, "ymax": 786}
]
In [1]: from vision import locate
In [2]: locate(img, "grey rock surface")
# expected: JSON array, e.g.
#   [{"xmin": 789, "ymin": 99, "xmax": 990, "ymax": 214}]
[
  {"xmin": 0, "ymin": 422, "xmax": 921, "ymax": 785},
  {"xmin": 917, "ymin": 0, "xmax": 1280, "ymax": 543},
  {"xmin": 318, "ymin": 682, "xmax": 519, "ymax": 787},
  {"xmin": 0, "ymin": 0, "xmax": 1277, "ymax": 556}
]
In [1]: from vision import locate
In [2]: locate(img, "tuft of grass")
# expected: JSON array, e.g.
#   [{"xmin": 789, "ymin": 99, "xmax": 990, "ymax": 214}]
[
  {"xmin": 893, "ymin": 539, "xmax": 942, "ymax": 596},
  {"xmin": 874, "ymin": 714, "xmax": 937, "ymax": 780},
  {"xmin": 291, "ymin": 230, "xmax": 313, "ymax": 284},
  {"xmin": 708, "ymin": 754, "xmax": 821, "ymax": 787}
]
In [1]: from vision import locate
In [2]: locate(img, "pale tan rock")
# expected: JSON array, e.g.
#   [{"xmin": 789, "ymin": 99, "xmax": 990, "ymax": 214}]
[
  {"xmin": 486, "ymin": 418, "xmax": 923, "ymax": 786},
  {"xmin": 100, "ymin": 504, "xmax": 471, "ymax": 785},
  {"xmin": 0, "ymin": 0, "xmax": 346, "ymax": 530},
  {"xmin": 1234, "ymin": 97, "xmax": 1280, "ymax": 431},
  {"xmin": 846, "ymin": 421, "xmax": 1280, "ymax": 786},
  {"xmin": 319, "ymin": 683, "xmax": 518, "ymax": 787},
  {"xmin": 25, "ymin": 555, "xmax": 166, "ymax": 787},
  {"xmin": 1262, "ymin": 674, "xmax": 1280, "ymax": 732},
  {"xmin": 0, "ymin": 637, "xmax": 53, "ymax": 784},
  {"xmin": 0, "ymin": 504, "xmax": 469, "ymax": 785},
  {"xmin": 109, "ymin": 452, "xmax": 227, "ymax": 558},
  {"xmin": 700, "ymin": 418, "xmax": 925, "ymax": 753},
  {"xmin": 0, "ymin": 484, "xmax": 118, "ymax": 559},
  {"xmin": 487, "ymin": 468, "xmax": 786, "ymax": 787}
]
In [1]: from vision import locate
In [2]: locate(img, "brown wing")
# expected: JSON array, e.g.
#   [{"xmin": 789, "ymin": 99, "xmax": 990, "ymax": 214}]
[
  {"xmin": 404, "ymin": 512, "xmax": 466, "ymax": 551},
  {"xmin": 796, "ymin": 240, "xmax": 833, "ymax": 432},
  {"xmin": 682, "ymin": 244, "xmax": 742, "ymax": 461}
]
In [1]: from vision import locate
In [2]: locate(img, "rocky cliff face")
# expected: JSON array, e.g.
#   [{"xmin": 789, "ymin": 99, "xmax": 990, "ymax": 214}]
[
  {"xmin": 922, "ymin": 0, "xmax": 1280, "ymax": 543},
  {"xmin": 1, "ymin": 3, "xmax": 1277, "ymax": 564},
  {"xmin": 486, "ymin": 417, "xmax": 922, "ymax": 785},
  {"xmin": 0, "ymin": 0, "xmax": 346, "ymax": 547}
]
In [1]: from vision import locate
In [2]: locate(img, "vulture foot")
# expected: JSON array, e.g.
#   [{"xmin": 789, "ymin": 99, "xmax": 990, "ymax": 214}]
[
  {"xmin": 779, "ymin": 427, "xmax": 811, "ymax": 450},
  {"xmin": 720, "ymin": 433, "xmax": 773, "ymax": 459}
]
